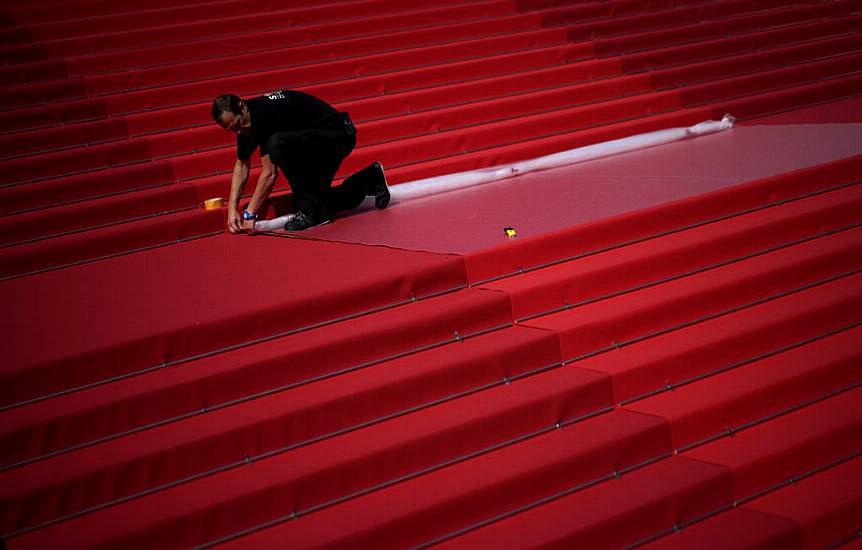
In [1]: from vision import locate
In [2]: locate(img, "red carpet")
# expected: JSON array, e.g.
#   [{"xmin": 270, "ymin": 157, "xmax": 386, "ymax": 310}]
[{"xmin": 2, "ymin": 0, "xmax": 861, "ymax": 548}]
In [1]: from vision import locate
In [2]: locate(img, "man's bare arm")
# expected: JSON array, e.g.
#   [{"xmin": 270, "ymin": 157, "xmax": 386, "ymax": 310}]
[
  {"xmin": 246, "ymin": 154, "xmax": 278, "ymax": 218},
  {"xmin": 227, "ymin": 158, "xmax": 250, "ymax": 233}
]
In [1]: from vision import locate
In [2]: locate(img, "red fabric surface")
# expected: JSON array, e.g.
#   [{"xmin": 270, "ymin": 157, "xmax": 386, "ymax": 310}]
[
  {"xmin": 617, "ymin": 15, "xmax": 862, "ymax": 72},
  {"xmin": 2, "ymin": 27, "xmax": 569, "ymax": 106},
  {"xmin": 121, "ymin": 42, "xmax": 593, "ymax": 137},
  {"xmin": 749, "ymin": 95, "xmax": 862, "ymax": 125},
  {"xmin": 218, "ymin": 410, "xmax": 672, "ymax": 549},
  {"xmin": 0, "ymin": 0, "xmax": 517, "ymax": 59},
  {"xmin": 1, "ymin": 235, "xmax": 467, "ymax": 407},
  {"xmin": 603, "ymin": 0, "xmax": 860, "ymax": 58},
  {"xmin": 357, "ymin": 73, "xmax": 653, "ymax": 146},
  {"xmin": 482, "ymin": 183, "xmax": 862, "ymax": 320},
  {"xmin": 638, "ymin": 508, "xmax": 802, "ymax": 550},
  {"xmin": 579, "ymin": 272, "xmax": 862, "ymax": 402},
  {"xmin": 523, "ymin": 227, "xmax": 862, "ymax": 362},
  {"xmin": 653, "ymin": 35, "xmax": 862, "ymax": 93},
  {"xmin": 744, "ymin": 455, "xmax": 862, "ymax": 550},
  {"xmin": 464, "ymin": 152, "xmax": 862, "ymax": 282},
  {"xmin": 1, "ymin": 159, "xmax": 176, "ymax": 215},
  {"xmin": 681, "ymin": 52, "xmax": 862, "ymax": 108},
  {"xmin": 4, "ymin": 367, "xmax": 612, "ymax": 548},
  {"xmin": 0, "ymin": 184, "xmax": 200, "ymax": 247},
  {"xmin": 84, "ymin": 54, "xmax": 614, "ymax": 165},
  {"xmin": 0, "ymin": 95, "xmax": 109, "ymax": 134},
  {"xmin": 1, "ymin": 0, "xmax": 239, "ymax": 26},
  {"xmin": 685, "ymin": 386, "xmax": 862, "ymax": 498},
  {"xmin": 0, "ymin": 320, "xmax": 555, "ymax": 534},
  {"xmin": 709, "ymin": 72, "xmax": 862, "ymax": 123},
  {"xmin": 0, "ymin": 117, "xmax": 129, "ymax": 160},
  {"xmin": 3, "ymin": 0, "xmax": 862, "ymax": 547},
  {"xmin": 0, "ymin": 138, "xmax": 153, "ymax": 186},
  {"xmin": 9, "ymin": 27, "xmax": 860, "ymax": 177},
  {"xmin": 432, "ymin": 456, "xmax": 733, "ymax": 550},
  {"xmin": 0, "ymin": 209, "xmax": 224, "ymax": 281},
  {"xmin": 56, "ymin": 11, "xmax": 545, "ymax": 79},
  {"xmin": 625, "ymin": 325, "xmax": 862, "ymax": 449},
  {"xmin": 0, "ymin": 325, "xmax": 560, "ymax": 472}
]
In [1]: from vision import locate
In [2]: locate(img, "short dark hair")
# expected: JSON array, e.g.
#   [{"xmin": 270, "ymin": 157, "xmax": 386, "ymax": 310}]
[{"xmin": 212, "ymin": 93, "xmax": 242, "ymax": 123}]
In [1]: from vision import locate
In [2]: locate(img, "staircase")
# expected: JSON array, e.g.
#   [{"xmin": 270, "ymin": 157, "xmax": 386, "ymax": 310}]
[{"xmin": 2, "ymin": 0, "xmax": 861, "ymax": 548}]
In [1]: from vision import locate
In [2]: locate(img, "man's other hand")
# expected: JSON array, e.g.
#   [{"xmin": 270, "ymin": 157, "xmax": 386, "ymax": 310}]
[
  {"xmin": 227, "ymin": 208, "xmax": 244, "ymax": 233},
  {"xmin": 242, "ymin": 218, "xmax": 257, "ymax": 234}
]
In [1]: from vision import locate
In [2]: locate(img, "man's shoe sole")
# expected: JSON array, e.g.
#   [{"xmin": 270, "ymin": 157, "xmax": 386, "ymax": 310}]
[
  {"xmin": 373, "ymin": 162, "xmax": 390, "ymax": 209},
  {"xmin": 283, "ymin": 217, "xmax": 332, "ymax": 231}
]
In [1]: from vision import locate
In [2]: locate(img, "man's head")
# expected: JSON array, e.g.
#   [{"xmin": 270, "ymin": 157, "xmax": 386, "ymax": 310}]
[{"xmin": 212, "ymin": 93, "xmax": 251, "ymax": 135}]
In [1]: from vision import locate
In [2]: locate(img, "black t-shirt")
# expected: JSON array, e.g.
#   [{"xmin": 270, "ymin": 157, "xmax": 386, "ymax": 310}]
[{"xmin": 236, "ymin": 90, "xmax": 339, "ymax": 161}]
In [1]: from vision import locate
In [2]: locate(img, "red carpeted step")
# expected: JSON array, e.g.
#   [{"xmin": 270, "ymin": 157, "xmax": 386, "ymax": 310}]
[
  {"xmin": 10, "ymin": 27, "xmax": 861, "ymax": 185},
  {"xmin": 0, "ymin": 208, "xmax": 224, "ymax": 281},
  {"xmin": 480, "ymin": 182, "xmax": 862, "ymax": 320},
  {"xmin": 684, "ymin": 386, "xmax": 862, "ymax": 499},
  {"xmin": 172, "ymin": 84, "xmax": 680, "ymax": 183},
  {"xmin": 212, "ymin": 409, "xmax": 672, "ymax": 549},
  {"xmin": 624, "ymin": 325, "xmax": 862, "ymax": 450},
  {"xmin": 1, "ymin": 0, "xmax": 782, "ymax": 94},
  {"xmin": 0, "ymin": 289, "xmax": 525, "ymax": 534},
  {"xmin": 616, "ymin": 12, "xmax": 862, "ymax": 70},
  {"xmin": 0, "ymin": 184, "xmax": 201, "ymax": 247},
  {"xmin": 600, "ymin": 0, "xmax": 860, "ymax": 58},
  {"xmin": 743, "ymin": 455, "xmax": 862, "ymax": 550},
  {"xmin": 0, "ymin": 30, "xmax": 578, "ymax": 185},
  {"xmin": 0, "ymin": 0, "xmax": 276, "ymax": 45},
  {"xmin": 681, "ymin": 51, "xmax": 862, "ymax": 108},
  {"xmin": 0, "ymin": 324, "xmax": 559, "ymax": 475},
  {"xmin": 336, "ymin": 62, "xmax": 862, "ymax": 189},
  {"xmin": 0, "ymin": 7, "xmax": 546, "ymax": 87},
  {"xmin": 0, "ymin": 26, "xmax": 569, "ymax": 111},
  {"xmin": 707, "ymin": 71, "xmax": 862, "ymax": 122},
  {"xmin": 0, "ymin": 235, "xmax": 468, "ymax": 407},
  {"xmin": 0, "ymin": 160, "xmax": 177, "ymax": 216},
  {"xmin": 0, "ymin": 0, "xmax": 254, "ymax": 26},
  {"xmin": 1, "ymin": 366, "xmax": 613, "ymax": 548},
  {"xmin": 428, "ymin": 456, "xmax": 733, "ymax": 550},
  {"xmin": 0, "ymin": 116, "xmax": 129, "ymax": 160},
  {"xmin": 0, "ymin": 0, "xmax": 514, "ymax": 62},
  {"xmin": 520, "ymin": 226, "xmax": 862, "ymax": 362},
  {"xmin": 0, "ymin": 55, "xmax": 617, "ymax": 165},
  {"xmin": 0, "ymin": 0, "xmax": 826, "ymax": 125},
  {"xmin": 562, "ymin": 0, "xmax": 850, "ymax": 43},
  {"xmin": 10, "ymin": 2, "xmax": 853, "ymax": 159},
  {"xmin": 0, "ymin": 41, "xmax": 589, "ymax": 135},
  {"xmin": 0, "ymin": 0, "xmax": 489, "ymax": 46},
  {"xmin": 580, "ymin": 273, "xmax": 862, "ymax": 403},
  {"xmin": 464, "ymin": 153, "xmax": 862, "ymax": 282},
  {"xmin": 651, "ymin": 34, "xmax": 862, "ymax": 92},
  {"xmin": 637, "ymin": 507, "xmax": 801, "ymax": 550}
]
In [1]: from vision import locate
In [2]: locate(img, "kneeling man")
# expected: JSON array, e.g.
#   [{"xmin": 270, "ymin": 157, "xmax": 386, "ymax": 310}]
[{"xmin": 212, "ymin": 90, "xmax": 389, "ymax": 232}]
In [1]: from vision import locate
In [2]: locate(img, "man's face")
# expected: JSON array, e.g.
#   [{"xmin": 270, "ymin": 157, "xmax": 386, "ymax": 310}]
[{"xmin": 219, "ymin": 102, "xmax": 251, "ymax": 135}]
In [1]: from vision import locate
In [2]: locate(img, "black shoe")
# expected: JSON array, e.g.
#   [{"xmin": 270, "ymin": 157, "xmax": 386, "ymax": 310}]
[
  {"xmin": 370, "ymin": 162, "xmax": 390, "ymax": 209},
  {"xmin": 283, "ymin": 211, "xmax": 331, "ymax": 231}
]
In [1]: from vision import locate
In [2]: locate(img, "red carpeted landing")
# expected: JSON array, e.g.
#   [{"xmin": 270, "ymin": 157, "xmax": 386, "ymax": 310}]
[
  {"xmin": 1, "ymin": 234, "xmax": 466, "ymax": 406},
  {"xmin": 299, "ymin": 118, "xmax": 862, "ymax": 255}
]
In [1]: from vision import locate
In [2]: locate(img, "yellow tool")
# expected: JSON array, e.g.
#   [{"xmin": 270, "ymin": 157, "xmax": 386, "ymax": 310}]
[{"xmin": 504, "ymin": 226, "xmax": 517, "ymax": 240}]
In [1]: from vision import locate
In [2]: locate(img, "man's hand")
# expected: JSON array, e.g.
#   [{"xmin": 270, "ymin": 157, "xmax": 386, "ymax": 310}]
[
  {"xmin": 227, "ymin": 207, "xmax": 244, "ymax": 234},
  {"xmin": 242, "ymin": 218, "xmax": 257, "ymax": 234}
]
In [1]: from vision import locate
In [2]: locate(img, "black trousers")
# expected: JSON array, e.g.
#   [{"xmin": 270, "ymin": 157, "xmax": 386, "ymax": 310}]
[{"xmin": 266, "ymin": 114, "xmax": 377, "ymax": 217}]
